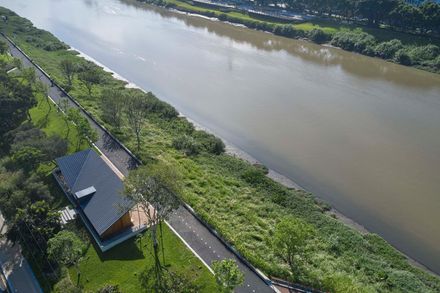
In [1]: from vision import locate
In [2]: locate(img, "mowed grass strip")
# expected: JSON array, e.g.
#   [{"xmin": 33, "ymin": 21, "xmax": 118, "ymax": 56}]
[{"xmin": 69, "ymin": 226, "xmax": 217, "ymax": 292}]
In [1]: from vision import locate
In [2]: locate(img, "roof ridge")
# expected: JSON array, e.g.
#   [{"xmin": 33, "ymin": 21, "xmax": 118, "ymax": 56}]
[{"xmin": 71, "ymin": 149, "xmax": 92, "ymax": 190}]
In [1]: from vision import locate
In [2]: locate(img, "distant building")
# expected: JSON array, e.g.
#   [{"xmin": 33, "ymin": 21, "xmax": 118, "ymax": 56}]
[
  {"xmin": 406, "ymin": 0, "xmax": 440, "ymax": 5},
  {"xmin": 53, "ymin": 149, "xmax": 148, "ymax": 252}
]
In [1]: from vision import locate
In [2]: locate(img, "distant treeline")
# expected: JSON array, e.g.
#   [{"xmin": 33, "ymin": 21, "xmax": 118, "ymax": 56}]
[
  {"xmin": 139, "ymin": 0, "xmax": 440, "ymax": 73},
  {"xmin": 253, "ymin": 0, "xmax": 440, "ymax": 35}
]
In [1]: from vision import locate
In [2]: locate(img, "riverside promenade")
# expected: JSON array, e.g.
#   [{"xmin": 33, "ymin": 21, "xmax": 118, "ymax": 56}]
[{"xmin": 1, "ymin": 34, "xmax": 275, "ymax": 293}]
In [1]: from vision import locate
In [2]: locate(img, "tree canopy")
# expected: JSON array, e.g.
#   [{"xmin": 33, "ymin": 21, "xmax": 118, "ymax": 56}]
[
  {"xmin": 47, "ymin": 230, "xmax": 85, "ymax": 267},
  {"xmin": 211, "ymin": 259, "xmax": 244, "ymax": 293}
]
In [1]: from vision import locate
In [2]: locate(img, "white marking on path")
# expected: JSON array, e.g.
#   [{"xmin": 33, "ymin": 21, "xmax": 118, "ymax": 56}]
[{"xmin": 165, "ymin": 221, "xmax": 214, "ymax": 274}]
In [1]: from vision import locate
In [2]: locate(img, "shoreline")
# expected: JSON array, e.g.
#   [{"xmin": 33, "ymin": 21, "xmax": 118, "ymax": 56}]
[
  {"xmin": 132, "ymin": 0, "xmax": 440, "ymax": 75},
  {"xmin": 70, "ymin": 46, "xmax": 436, "ymax": 276}
]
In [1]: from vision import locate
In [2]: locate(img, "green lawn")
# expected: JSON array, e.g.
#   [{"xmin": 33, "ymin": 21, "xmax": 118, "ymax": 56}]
[
  {"xmin": 29, "ymin": 94, "xmax": 88, "ymax": 153},
  {"xmin": 69, "ymin": 226, "xmax": 216, "ymax": 292}
]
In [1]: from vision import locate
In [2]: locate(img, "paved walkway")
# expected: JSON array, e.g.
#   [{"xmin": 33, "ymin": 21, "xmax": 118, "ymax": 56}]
[
  {"xmin": 0, "ymin": 214, "xmax": 43, "ymax": 293},
  {"xmin": 2, "ymin": 35, "xmax": 274, "ymax": 292}
]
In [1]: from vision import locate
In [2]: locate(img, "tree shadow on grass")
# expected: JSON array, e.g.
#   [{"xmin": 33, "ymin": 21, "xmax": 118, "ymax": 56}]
[
  {"xmin": 34, "ymin": 115, "xmax": 48, "ymax": 129},
  {"xmin": 95, "ymin": 236, "xmax": 145, "ymax": 262}
]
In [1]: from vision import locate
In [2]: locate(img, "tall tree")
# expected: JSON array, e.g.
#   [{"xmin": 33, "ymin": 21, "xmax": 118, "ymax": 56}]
[
  {"xmin": 124, "ymin": 163, "xmax": 181, "ymax": 292},
  {"xmin": 47, "ymin": 231, "xmax": 85, "ymax": 284},
  {"xmin": 0, "ymin": 68, "xmax": 36, "ymax": 138},
  {"xmin": 0, "ymin": 40, "xmax": 8, "ymax": 54},
  {"xmin": 78, "ymin": 66, "xmax": 101, "ymax": 98},
  {"xmin": 9, "ymin": 146, "xmax": 45, "ymax": 173},
  {"xmin": 57, "ymin": 98, "xmax": 71, "ymax": 138},
  {"xmin": 100, "ymin": 89, "xmax": 125, "ymax": 129},
  {"xmin": 211, "ymin": 259, "xmax": 244, "ymax": 293},
  {"xmin": 10, "ymin": 123, "xmax": 68, "ymax": 162},
  {"xmin": 7, "ymin": 201, "xmax": 61, "ymax": 258},
  {"xmin": 125, "ymin": 91, "xmax": 149, "ymax": 151},
  {"xmin": 272, "ymin": 217, "xmax": 314, "ymax": 278},
  {"xmin": 59, "ymin": 59, "xmax": 76, "ymax": 90},
  {"xmin": 21, "ymin": 67, "xmax": 37, "ymax": 86},
  {"xmin": 67, "ymin": 108, "xmax": 98, "ymax": 150},
  {"xmin": 35, "ymin": 81, "xmax": 51, "ymax": 111}
]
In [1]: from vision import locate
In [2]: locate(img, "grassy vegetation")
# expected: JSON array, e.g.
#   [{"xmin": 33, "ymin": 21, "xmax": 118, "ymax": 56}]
[
  {"xmin": 69, "ymin": 225, "xmax": 216, "ymax": 292},
  {"xmin": 2, "ymin": 6, "xmax": 440, "ymax": 292},
  {"xmin": 289, "ymin": 19, "xmax": 439, "ymax": 45},
  {"xmin": 24, "ymin": 59, "xmax": 216, "ymax": 293},
  {"xmin": 29, "ymin": 94, "xmax": 88, "ymax": 153}
]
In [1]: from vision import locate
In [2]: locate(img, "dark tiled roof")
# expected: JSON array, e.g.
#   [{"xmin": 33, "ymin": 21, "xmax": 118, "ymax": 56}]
[{"xmin": 56, "ymin": 149, "xmax": 133, "ymax": 236}]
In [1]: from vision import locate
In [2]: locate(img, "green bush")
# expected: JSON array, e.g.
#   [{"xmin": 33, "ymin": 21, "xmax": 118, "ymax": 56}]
[
  {"xmin": 241, "ymin": 168, "xmax": 266, "ymax": 185},
  {"xmin": 145, "ymin": 92, "xmax": 179, "ymax": 119},
  {"xmin": 97, "ymin": 284, "xmax": 121, "ymax": 293},
  {"xmin": 408, "ymin": 44, "xmax": 440, "ymax": 63},
  {"xmin": 386, "ymin": 270, "xmax": 426, "ymax": 292},
  {"xmin": 43, "ymin": 41, "xmax": 68, "ymax": 51},
  {"xmin": 193, "ymin": 131, "xmax": 225, "ymax": 155},
  {"xmin": 172, "ymin": 134, "xmax": 200, "ymax": 156},
  {"xmin": 394, "ymin": 49, "xmax": 413, "ymax": 65},
  {"xmin": 330, "ymin": 31, "xmax": 377, "ymax": 54},
  {"xmin": 272, "ymin": 25, "xmax": 298, "ymax": 38},
  {"xmin": 374, "ymin": 39, "xmax": 403, "ymax": 59},
  {"xmin": 307, "ymin": 28, "xmax": 330, "ymax": 44}
]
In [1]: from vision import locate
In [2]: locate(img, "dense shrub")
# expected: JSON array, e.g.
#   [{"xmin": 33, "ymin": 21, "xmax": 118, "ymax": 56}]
[
  {"xmin": 374, "ymin": 39, "xmax": 403, "ymax": 59},
  {"xmin": 272, "ymin": 25, "xmax": 303, "ymax": 38},
  {"xmin": 307, "ymin": 28, "xmax": 330, "ymax": 44},
  {"xmin": 330, "ymin": 31, "xmax": 377, "ymax": 54},
  {"xmin": 253, "ymin": 163, "xmax": 269, "ymax": 175},
  {"xmin": 193, "ymin": 130, "xmax": 225, "ymax": 155},
  {"xmin": 43, "ymin": 41, "xmax": 69, "ymax": 51},
  {"xmin": 218, "ymin": 13, "xmax": 227, "ymax": 21},
  {"xmin": 408, "ymin": 44, "xmax": 440, "ymax": 63},
  {"xmin": 145, "ymin": 93, "xmax": 179, "ymax": 119},
  {"xmin": 241, "ymin": 168, "xmax": 266, "ymax": 185},
  {"xmin": 172, "ymin": 134, "xmax": 200, "ymax": 156},
  {"xmin": 386, "ymin": 270, "xmax": 426, "ymax": 292},
  {"xmin": 394, "ymin": 49, "xmax": 413, "ymax": 65},
  {"xmin": 24, "ymin": 34, "xmax": 68, "ymax": 51},
  {"xmin": 97, "ymin": 284, "xmax": 122, "ymax": 293}
]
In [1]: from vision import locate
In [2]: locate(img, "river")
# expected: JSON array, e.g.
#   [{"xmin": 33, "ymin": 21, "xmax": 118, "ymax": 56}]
[{"xmin": 1, "ymin": 0, "xmax": 439, "ymax": 274}]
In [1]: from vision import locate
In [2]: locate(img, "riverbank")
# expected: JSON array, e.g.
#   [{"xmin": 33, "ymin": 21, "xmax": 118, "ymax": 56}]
[
  {"xmin": 133, "ymin": 0, "xmax": 440, "ymax": 74},
  {"xmin": 1, "ymin": 5, "xmax": 439, "ymax": 292}
]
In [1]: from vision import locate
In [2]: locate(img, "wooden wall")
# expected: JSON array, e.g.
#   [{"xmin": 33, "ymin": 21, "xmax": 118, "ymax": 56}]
[{"xmin": 101, "ymin": 212, "xmax": 133, "ymax": 240}]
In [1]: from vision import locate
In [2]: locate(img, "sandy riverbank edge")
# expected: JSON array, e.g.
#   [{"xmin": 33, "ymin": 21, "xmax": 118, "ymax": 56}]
[{"xmin": 71, "ymin": 44, "xmax": 435, "ymax": 275}]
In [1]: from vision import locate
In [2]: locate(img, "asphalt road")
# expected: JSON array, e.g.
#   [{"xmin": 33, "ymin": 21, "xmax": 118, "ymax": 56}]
[
  {"xmin": 0, "ymin": 214, "xmax": 43, "ymax": 293},
  {"xmin": 3, "ymin": 35, "xmax": 274, "ymax": 293}
]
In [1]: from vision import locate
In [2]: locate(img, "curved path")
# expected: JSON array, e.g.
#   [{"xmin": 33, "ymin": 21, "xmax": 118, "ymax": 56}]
[{"xmin": 2, "ymin": 34, "xmax": 275, "ymax": 293}]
